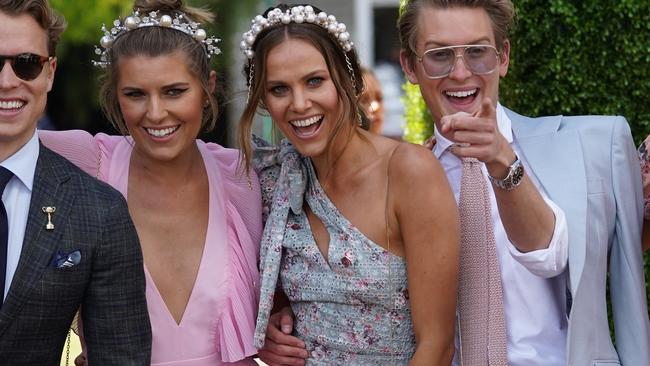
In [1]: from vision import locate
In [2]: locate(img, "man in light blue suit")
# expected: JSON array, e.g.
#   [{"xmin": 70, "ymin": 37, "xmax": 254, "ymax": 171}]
[{"xmin": 396, "ymin": 0, "xmax": 650, "ymax": 365}]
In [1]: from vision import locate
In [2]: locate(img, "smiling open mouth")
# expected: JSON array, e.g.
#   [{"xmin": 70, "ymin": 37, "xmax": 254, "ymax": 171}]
[
  {"xmin": 445, "ymin": 88, "xmax": 478, "ymax": 105},
  {"xmin": 289, "ymin": 115, "xmax": 324, "ymax": 137},
  {"xmin": 145, "ymin": 125, "xmax": 179, "ymax": 138},
  {"xmin": 0, "ymin": 100, "xmax": 25, "ymax": 111}
]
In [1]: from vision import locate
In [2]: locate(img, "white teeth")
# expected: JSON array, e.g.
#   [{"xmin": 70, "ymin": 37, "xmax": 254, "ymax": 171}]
[
  {"xmin": 446, "ymin": 89, "xmax": 477, "ymax": 98},
  {"xmin": 0, "ymin": 100, "xmax": 24, "ymax": 109},
  {"xmin": 290, "ymin": 115, "xmax": 322, "ymax": 127},
  {"xmin": 146, "ymin": 126, "xmax": 178, "ymax": 137}
]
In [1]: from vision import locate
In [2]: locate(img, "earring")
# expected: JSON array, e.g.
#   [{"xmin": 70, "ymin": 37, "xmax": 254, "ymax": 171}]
[{"xmin": 203, "ymin": 99, "xmax": 210, "ymax": 108}]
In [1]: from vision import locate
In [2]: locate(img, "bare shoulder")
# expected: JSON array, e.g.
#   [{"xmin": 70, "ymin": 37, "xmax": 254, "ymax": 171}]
[
  {"xmin": 388, "ymin": 141, "xmax": 444, "ymax": 181},
  {"xmin": 384, "ymin": 140, "xmax": 457, "ymax": 230}
]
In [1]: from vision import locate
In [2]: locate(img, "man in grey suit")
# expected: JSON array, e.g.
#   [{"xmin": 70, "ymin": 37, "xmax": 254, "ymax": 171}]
[
  {"xmin": 257, "ymin": 0, "xmax": 650, "ymax": 365},
  {"xmin": 0, "ymin": 1, "xmax": 151, "ymax": 364}
]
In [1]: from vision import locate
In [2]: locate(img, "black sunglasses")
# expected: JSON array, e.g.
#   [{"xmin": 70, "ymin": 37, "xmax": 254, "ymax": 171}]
[{"xmin": 0, "ymin": 53, "xmax": 51, "ymax": 81}]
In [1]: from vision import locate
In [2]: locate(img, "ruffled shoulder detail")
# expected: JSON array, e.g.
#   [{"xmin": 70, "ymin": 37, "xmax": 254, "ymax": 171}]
[
  {"xmin": 217, "ymin": 200, "xmax": 261, "ymax": 362},
  {"xmin": 202, "ymin": 141, "xmax": 263, "ymax": 244},
  {"xmin": 199, "ymin": 141, "xmax": 263, "ymax": 362},
  {"xmin": 38, "ymin": 130, "xmax": 125, "ymax": 181},
  {"xmin": 94, "ymin": 134, "xmax": 130, "ymax": 181}
]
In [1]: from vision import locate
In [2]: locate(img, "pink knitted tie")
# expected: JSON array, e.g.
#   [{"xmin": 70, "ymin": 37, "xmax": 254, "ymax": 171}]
[{"xmin": 458, "ymin": 158, "xmax": 508, "ymax": 365}]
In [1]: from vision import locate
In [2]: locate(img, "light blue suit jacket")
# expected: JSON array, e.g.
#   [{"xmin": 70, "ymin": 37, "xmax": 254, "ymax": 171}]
[{"xmin": 507, "ymin": 108, "xmax": 650, "ymax": 366}]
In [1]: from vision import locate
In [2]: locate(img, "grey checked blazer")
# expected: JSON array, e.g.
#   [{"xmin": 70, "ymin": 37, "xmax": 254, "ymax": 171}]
[{"xmin": 0, "ymin": 144, "xmax": 151, "ymax": 365}]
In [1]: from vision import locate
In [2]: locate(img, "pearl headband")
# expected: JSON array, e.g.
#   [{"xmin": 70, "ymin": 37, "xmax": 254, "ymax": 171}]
[
  {"xmin": 239, "ymin": 5, "xmax": 354, "ymax": 59},
  {"xmin": 93, "ymin": 9, "xmax": 221, "ymax": 68},
  {"xmin": 241, "ymin": 5, "xmax": 359, "ymax": 104}
]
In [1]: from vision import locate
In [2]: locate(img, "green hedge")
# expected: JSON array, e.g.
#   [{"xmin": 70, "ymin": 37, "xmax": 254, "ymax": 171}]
[
  {"xmin": 500, "ymin": 0, "xmax": 650, "ymax": 142},
  {"xmin": 400, "ymin": 0, "xmax": 650, "ymax": 327}
]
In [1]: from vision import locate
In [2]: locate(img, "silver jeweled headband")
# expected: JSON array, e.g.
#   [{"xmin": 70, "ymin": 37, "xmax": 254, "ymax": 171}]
[
  {"xmin": 240, "ymin": 5, "xmax": 354, "ymax": 59},
  {"xmin": 93, "ymin": 9, "xmax": 221, "ymax": 68}
]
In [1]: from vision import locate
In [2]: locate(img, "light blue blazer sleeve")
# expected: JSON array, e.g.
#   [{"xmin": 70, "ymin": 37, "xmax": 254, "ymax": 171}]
[{"xmin": 608, "ymin": 117, "xmax": 650, "ymax": 365}]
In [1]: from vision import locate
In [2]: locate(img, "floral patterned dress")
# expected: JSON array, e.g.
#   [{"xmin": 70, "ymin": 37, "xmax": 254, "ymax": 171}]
[{"xmin": 252, "ymin": 138, "xmax": 415, "ymax": 365}]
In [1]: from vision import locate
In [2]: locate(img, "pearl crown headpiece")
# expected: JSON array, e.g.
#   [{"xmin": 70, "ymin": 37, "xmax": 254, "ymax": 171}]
[
  {"xmin": 93, "ymin": 9, "xmax": 221, "ymax": 68},
  {"xmin": 240, "ymin": 5, "xmax": 354, "ymax": 59}
]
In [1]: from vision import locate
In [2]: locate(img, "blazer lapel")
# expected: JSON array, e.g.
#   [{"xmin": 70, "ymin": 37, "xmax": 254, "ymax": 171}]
[
  {"xmin": 0, "ymin": 145, "xmax": 75, "ymax": 334},
  {"xmin": 508, "ymin": 109, "xmax": 587, "ymax": 294}
]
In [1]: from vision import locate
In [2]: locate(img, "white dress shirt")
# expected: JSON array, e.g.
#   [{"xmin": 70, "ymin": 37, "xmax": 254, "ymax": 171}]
[
  {"xmin": 437, "ymin": 104, "xmax": 569, "ymax": 366},
  {"xmin": 1, "ymin": 131, "xmax": 39, "ymax": 301}
]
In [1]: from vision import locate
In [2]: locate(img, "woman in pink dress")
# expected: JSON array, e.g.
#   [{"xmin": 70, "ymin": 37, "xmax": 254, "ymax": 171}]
[{"xmin": 40, "ymin": 0, "xmax": 262, "ymax": 365}]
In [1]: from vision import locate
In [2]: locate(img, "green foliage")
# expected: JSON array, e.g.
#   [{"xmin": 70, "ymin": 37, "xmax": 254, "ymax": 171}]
[
  {"xmin": 402, "ymin": 82, "xmax": 433, "ymax": 144},
  {"xmin": 399, "ymin": 0, "xmax": 434, "ymax": 145},
  {"xmin": 500, "ymin": 0, "xmax": 650, "ymax": 144},
  {"xmin": 51, "ymin": 0, "xmax": 131, "ymax": 47},
  {"xmin": 44, "ymin": 1, "xmax": 131, "ymax": 133}
]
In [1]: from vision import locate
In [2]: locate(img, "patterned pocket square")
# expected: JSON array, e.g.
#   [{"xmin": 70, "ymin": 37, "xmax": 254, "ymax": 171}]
[{"xmin": 49, "ymin": 249, "xmax": 81, "ymax": 268}]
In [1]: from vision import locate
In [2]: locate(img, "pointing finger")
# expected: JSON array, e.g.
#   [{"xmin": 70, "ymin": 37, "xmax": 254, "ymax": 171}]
[{"xmin": 474, "ymin": 97, "xmax": 496, "ymax": 119}]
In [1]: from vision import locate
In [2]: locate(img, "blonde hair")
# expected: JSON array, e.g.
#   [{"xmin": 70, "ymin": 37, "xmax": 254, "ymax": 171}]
[{"xmin": 398, "ymin": 0, "xmax": 515, "ymax": 67}]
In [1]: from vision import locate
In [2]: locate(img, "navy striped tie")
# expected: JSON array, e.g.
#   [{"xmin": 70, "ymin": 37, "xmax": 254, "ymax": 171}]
[{"xmin": 0, "ymin": 166, "xmax": 14, "ymax": 305}]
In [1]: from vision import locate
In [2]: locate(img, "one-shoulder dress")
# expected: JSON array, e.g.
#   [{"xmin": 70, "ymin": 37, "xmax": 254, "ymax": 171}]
[{"xmin": 252, "ymin": 138, "xmax": 415, "ymax": 365}]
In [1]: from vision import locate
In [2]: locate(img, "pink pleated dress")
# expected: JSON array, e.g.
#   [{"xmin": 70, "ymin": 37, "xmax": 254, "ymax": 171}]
[{"xmin": 40, "ymin": 130, "xmax": 262, "ymax": 365}]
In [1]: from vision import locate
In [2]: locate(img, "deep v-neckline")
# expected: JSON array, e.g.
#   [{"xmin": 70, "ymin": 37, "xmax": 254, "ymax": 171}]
[
  {"xmin": 116, "ymin": 142, "xmax": 215, "ymax": 327},
  {"xmin": 142, "ymin": 253, "xmax": 208, "ymax": 327}
]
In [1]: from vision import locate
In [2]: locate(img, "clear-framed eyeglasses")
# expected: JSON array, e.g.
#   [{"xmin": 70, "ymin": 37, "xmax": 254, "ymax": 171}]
[{"xmin": 415, "ymin": 44, "xmax": 501, "ymax": 79}]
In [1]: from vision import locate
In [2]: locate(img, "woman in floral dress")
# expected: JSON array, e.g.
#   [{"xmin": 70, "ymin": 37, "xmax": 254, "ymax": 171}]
[{"xmin": 238, "ymin": 4, "xmax": 460, "ymax": 365}]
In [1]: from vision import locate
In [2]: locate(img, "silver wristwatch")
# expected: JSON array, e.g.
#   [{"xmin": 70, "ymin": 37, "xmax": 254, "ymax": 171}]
[{"xmin": 488, "ymin": 155, "xmax": 524, "ymax": 190}]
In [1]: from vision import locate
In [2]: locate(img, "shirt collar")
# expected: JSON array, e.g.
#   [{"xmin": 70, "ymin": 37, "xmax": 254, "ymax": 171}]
[
  {"xmin": 0, "ymin": 130, "xmax": 39, "ymax": 191},
  {"xmin": 432, "ymin": 102, "xmax": 513, "ymax": 158}
]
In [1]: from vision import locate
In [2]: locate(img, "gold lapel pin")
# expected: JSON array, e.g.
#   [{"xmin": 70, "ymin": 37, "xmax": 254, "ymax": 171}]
[{"xmin": 42, "ymin": 206, "xmax": 56, "ymax": 230}]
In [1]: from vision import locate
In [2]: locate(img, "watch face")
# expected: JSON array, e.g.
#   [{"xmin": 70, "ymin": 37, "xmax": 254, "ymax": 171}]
[
  {"xmin": 511, "ymin": 163, "xmax": 524, "ymax": 185},
  {"xmin": 488, "ymin": 157, "xmax": 524, "ymax": 190}
]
